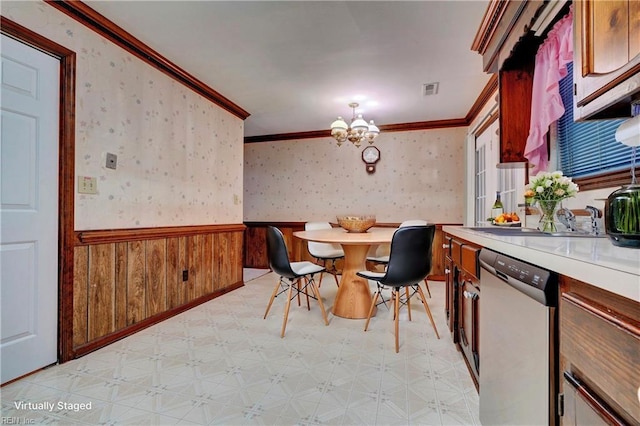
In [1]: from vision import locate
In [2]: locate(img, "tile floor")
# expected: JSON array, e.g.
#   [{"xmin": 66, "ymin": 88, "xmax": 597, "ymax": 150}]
[{"xmin": 0, "ymin": 270, "xmax": 479, "ymax": 425}]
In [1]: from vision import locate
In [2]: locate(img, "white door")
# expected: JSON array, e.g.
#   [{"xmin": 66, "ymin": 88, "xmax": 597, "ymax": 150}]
[{"xmin": 1, "ymin": 35, "xmax": 60, "ymax": 383}]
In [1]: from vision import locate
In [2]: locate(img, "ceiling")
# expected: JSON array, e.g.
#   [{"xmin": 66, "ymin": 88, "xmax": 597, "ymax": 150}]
[{"xmin": 86, "ymin": 1, "xmax": 492, "ymax": 138}]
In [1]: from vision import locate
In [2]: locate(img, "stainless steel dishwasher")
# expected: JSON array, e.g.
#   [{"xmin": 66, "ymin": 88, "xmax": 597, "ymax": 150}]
[{"xmin": 479, "ymin": 248, "xmax": 558, "ymax": 426}]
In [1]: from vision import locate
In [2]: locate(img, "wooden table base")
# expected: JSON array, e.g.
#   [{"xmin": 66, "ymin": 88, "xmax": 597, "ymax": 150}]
[{"xmin": 332, "ymin": 245, "xmax": 377, "ymax": 319}]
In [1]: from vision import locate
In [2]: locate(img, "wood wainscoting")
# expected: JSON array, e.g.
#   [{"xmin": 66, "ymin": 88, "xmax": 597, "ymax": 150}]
[
  {"xmin": 72, "ymin": 224, "xmax": 245, "ymax": 357},
  {"xmin": 244, "ymin": 222, "xmax": 308, "ymax": 269},
  {"xmin": 243, "ymin": 222, "xmax": 448, "ymax": 280}
]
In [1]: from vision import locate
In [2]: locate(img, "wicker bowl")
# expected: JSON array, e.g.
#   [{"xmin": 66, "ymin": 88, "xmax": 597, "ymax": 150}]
[{"xmin": 337, "ymin": 215, "xmax": 376, "ymax": 233}]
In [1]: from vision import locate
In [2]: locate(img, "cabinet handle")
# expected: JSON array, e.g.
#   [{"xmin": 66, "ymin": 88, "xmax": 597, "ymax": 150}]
[
  {"xmin": 442, "ymin": 243, "xmax": 450, "ymax": 249},
  {"xmin": 444, "ymin": 268, "xmax": 450, "ymax": 274},
  {"xmin": 460, "ymin": 327, "xmax": 468, "ymax": 347},
  {"xmin": 563, "ymin": 371, "xmax": 627, "ymax": 425}
]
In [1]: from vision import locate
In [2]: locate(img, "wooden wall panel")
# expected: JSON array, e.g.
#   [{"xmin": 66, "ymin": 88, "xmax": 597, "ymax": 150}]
[
  {"xmin": 244, "ymin": 223, "xmax": 307, "ymax": 268},
  {"xmin": 127, "ymin": 241, "xmax": 146, "ymax": 324},
  {"xmin": 186, "ymin": 236, "xmax": 195, "ymax": 300},
  {"xmin": 166, "ymin": 237, "xmax": 183, "ymax": 309},
  {"xmin": 245, "ymin": 222, "xmax": 446, "ymax": 280},
  {"xmin": 281, "ymin": 228, "xmax": 294, "ymax": 261},
  {"xmin": 114, "ymin": 242, "xmax": 128, "ymax": 329},
  {"xmin": 244, "ymin": 227, "xmax": 267, "ymax": 268},
  {"xmin": 88, "ymin": 244, "xmax": 115, "ymax": 341},
  {"xmin": 193, "ymin": 234, "xmax": 205, "ymax": 299},
  {"xmin": 203, "ymin": 234, "xmax": 214, "ymax": 294},
  {"xmin": 213, "ymin": 233, "xmax": 228, "ymax": 292},
  {"xmin": 178, "ymin": 236, "xmax": 188, "ymax": 306},
  {"xmin": 73, "ymin": 247, "xmax": 88, "ymax": 348},
  {"xmin": 72, "ymin": 225, "xmax": 245, "ymax": 355},
  {"xmin": 146, "ymin": 239, "xmax": 166, "ymax": 317},
  {"xmin": 231, "ymin": 232, "xmax": 243, "ymax": 284}
]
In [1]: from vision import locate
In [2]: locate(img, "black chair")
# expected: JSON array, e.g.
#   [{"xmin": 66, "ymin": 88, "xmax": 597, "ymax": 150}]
[
  {"xmin": 366, "ymin": 219, "xmax": 432, "ymax": 298},
  {"xmin": 357, "ymin": 225, "xmax": 440, "ymax": 352},
  {"xmin": 263, "ymin": 226, "xmax": 329, "ymax": 337}
]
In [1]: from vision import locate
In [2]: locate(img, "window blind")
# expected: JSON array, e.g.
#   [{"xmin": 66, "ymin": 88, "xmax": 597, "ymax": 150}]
[{"xmin": 557, "ymin": 62, "xmax": 629, "ymax": 178}]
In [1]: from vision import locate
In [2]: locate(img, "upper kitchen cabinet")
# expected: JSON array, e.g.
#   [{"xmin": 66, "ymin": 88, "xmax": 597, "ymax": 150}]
[
  {"xmin": 471, "ymin": 0, "xmax": 547, "ymax": 163},
  {"xmin": 471, "ymin": 0, "xmax": 546, "ymax": 74},
  {"xmin": 573, "ymin": 0, "xmax": 640, "ymax": 120}
]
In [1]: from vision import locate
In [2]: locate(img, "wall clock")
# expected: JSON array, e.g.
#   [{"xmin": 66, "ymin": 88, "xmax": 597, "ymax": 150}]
[{"xmin": 362, "ymin": 146, "xmax": 380, "ymax": 174}]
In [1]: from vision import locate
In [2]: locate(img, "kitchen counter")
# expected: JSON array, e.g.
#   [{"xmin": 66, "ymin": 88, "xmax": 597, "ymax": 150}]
[{"xmin": 443, "ymin": 226, "xmax": 640, "ymax": 302}]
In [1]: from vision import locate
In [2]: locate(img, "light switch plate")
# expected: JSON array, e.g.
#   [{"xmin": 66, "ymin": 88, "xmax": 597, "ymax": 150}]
[
  {"xmin": 106, "ymin": 153, "xmax": 117, "ymax": 170},
  {"xmin": 78, "ymin": 176, "xmax": 97, "ymax": 194}
]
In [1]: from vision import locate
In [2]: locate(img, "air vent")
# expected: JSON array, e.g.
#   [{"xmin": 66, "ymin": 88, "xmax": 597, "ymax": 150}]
[{"xmin": 422, "ymin": 82, "xmax": 439, "ymax": 96}]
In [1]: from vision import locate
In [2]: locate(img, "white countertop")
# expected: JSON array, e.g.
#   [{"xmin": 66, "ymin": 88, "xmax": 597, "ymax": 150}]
[{"xmin": 442, "ymin": 226, "xmax": 640, "ymax": 302}]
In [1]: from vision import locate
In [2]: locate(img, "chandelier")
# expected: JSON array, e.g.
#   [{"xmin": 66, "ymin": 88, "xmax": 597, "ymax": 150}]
[{"xmin": 330, "ymin": 102, "xmax": 380, "ymax": 147}]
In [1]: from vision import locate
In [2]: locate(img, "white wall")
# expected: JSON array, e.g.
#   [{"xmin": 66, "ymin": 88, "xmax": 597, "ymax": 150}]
[
  {"xmin": 244, "ymin": 128, "xmax": 468, "ymax": 223},
  {"xmin": 1, "ymin": 1, "xmax": 245, "ymax": 230}
]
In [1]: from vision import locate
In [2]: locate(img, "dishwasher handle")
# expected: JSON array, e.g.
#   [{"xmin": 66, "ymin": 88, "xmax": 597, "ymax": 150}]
[{"xmin": 495, "ymin": 270, "xmax": 509, "ymax": 282}]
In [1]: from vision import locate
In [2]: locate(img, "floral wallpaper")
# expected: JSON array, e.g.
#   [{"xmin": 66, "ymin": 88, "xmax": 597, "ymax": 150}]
[
  {"xmin": 1, "ymin": 1, "xmax": 244, "ymax": 230},
  {"xmin": 243, "ymin": 128, "xmax": 467, "ymax": 223}
]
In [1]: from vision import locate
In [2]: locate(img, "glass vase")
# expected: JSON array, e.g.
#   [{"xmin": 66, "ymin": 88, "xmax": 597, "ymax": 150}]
[
  {"xmin": 605, "ymin": 184, "xmax": 640, "ymax": 247},
  {"xmin": 537, "ymin": 200, "xmax": 561, "ymax": 233}
]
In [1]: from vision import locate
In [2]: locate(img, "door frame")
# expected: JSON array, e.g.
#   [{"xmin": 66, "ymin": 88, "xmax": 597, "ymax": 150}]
[{"xmin": 1, "ymin": 17, "xmax": 76, "ymax": 363}]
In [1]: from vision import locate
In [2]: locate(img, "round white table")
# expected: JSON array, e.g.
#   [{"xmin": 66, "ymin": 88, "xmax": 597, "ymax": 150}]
[{"xmin": 293, "ymin": 226, "xmax": 397, "ymax": 319}]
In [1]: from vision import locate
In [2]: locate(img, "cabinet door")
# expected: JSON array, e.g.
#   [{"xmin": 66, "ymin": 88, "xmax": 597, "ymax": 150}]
[
  {"xmin": 584, "ymin": 0, "xmax": 632, "ymax": 75},
  {"xmin": 444, "ymin": 255, "xmax": 457, "ymax": 339},
  {"xmin": 428, "ymin": 227, "xmax": 445, "ymax": 279},
  {"xmin": 560, "ymin": 286, "xmax": 640, "ymax": 424},
  {"xmin": 562, "ymin": 372, "xmax": 626, "ymax": 425},
  {"xmin": 458, "ymin": 277, "xmax": 480, "ymax": 386},
  {"xmin": 574, "ymin": 0, "xmax": 640, "ymax": 119}
]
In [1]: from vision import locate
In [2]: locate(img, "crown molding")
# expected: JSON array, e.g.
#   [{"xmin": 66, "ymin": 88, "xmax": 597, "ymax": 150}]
[
  {"xmin": 245, "ymin": 76, "xmax": 498, "ymax": 143},
  {"xmin": 44, "ymin": 0, "xmax": 250, "ymax": 120}
]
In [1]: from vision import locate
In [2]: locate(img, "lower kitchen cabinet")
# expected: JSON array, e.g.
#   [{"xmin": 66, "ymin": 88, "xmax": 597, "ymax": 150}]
[
  {"xmin": 444, "ymin": 252, "xmax": 458, "ymax": 341},
  {"xmin": 458, "ymin": 274, "xmax": 480, "ymax": 383},
  {"xmin": 444, "ymin": 232, "xmax": 481, "ymax": 389},
  {"xmin": 443, "ymin": 227, "xmax": 639, "ymax": 424},
  {"xmin": 559, "ymin": 276, "xmax": 640, "ymax": 425}
]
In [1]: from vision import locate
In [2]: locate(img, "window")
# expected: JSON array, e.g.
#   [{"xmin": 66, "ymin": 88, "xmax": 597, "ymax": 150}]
[
  {"xmin": 474, "ymin": 118, "xmax": 499, "ymax": 225},
  {"xmin": 557, "ymin": 62, "xmax": 630, "ymax": 181}
]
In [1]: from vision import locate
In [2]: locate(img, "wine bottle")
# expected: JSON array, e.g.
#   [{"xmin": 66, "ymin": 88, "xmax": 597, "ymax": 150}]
[{"xmin": 491, "ymin": 191, "xmax": 504, "ymax": 219}]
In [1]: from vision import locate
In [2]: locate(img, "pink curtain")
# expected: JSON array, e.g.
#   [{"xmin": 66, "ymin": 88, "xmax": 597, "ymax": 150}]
[{"xmin": 524, "ymin": 9, "xmax": 573, "ymax": 174}]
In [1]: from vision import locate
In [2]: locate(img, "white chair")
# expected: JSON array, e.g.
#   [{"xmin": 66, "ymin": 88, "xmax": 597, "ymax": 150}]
[
  {"xmin": 366, "ymin": 220, "xmax": 432, "ymax": 297},
  {"xmin": 305, "ymin": 222, "xmax": 344, "ymax": 288}
]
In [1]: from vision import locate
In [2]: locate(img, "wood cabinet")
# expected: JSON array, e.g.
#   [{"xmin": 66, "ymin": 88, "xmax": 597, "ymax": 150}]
[
  {"xmin": 444, "ymin": 235, "xmax": 459, "ymax": 342},
  {"xmin": 444, "ymin": 232, "xmax": 481, "ymax": 389},
  {"xmin": 444, "ymin": 243, "xmax": 456, "ymax": 340},
  {"xmin": 573, "ymin": 0, "xmax": 640, "ymax": 120},
  {"xmin": 559, "ymin": 275, "xmax": 640, "ymax": 425},
  {"xmin": 499, "ymin": 64, "xmax": 534, "ymax": 163},
  {"xmin": 428, "ymin": 227, "xmax": 446, "ymax": 280},
  {"xmin": 457, "ymin": 243, "xmax": 481, "ymax": 389}
]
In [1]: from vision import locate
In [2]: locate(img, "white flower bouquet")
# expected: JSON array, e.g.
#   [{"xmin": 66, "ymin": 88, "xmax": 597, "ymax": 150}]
[
  {"xmin": 528, "ymin": 171, "xmax": 579, "ymax": 202},
  {"xmin": 527, "ymin": 171, "xmax": 579, "ymax": 232}
]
